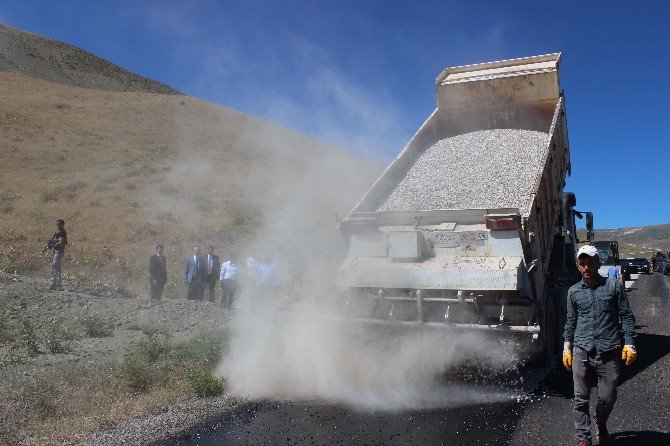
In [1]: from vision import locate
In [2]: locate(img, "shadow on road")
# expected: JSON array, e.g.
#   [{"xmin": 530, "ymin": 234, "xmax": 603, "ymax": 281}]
[
  {"xmin": 533, "ymin": 332, "xmax": 670, "ymax": 400},
  {"xmin": 619, "ymin": 332, "xmax": 670, "ymax": 385},
  {"xmin": 610, "ymin": 430, "xmax": 670, "ymax": 445}
]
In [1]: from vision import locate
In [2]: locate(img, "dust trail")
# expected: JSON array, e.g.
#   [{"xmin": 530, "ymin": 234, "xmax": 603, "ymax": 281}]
[{"xmin": 219, "ymin": 286, "xmax": 520, "ymax": 410}]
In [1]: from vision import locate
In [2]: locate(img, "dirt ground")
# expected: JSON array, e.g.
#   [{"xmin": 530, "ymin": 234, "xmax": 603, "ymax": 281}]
[{"xmin": 0, "ymin": 271, "xmax": 239, "ymax": 445}]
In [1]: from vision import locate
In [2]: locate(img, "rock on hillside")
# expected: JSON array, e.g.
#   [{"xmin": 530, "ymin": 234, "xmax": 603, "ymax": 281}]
[{"xmin": 0, "ymin": 23, "xmax": 180, "ymax": 94}]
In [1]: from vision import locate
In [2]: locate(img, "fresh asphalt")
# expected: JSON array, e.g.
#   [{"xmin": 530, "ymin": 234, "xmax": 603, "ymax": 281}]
[
  {"xmin": 165, "ymin": 273, "xmax": 670, "ymax": 446},
  {"xmin": 510, "ymin": 271, "xmax": 670, "ymax": 445}
]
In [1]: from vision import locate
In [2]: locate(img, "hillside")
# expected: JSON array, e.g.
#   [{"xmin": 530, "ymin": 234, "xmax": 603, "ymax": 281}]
[
  {"xmin": 0, "ymin": 71, "xmax": 382, "ymax": 295},
  {"xmin": 0, "ymin": 23, "xmax": 180, "ymax": 94},
  {"xmin": 0, "ymin": 26, "xmax": 382, "ymax": 296},
  {"xmin": 585, "ymin": 224, "xmax": 670, "ymax": 258}
]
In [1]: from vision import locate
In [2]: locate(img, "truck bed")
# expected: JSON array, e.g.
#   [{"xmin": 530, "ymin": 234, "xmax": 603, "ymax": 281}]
[
  {"xmin": 345, "ymin": 54, "xmax": 565, "ymax": 220},
  {"xmin": 378, "ymin": 128, "xmax": 550, "ymax": 216}
]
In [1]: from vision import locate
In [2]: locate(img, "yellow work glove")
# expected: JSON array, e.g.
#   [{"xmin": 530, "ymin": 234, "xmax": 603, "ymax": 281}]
[
  {"xmin": 562, "ymin": 342, "xmax": 572, "ymax": 371},
  {"xmin": 622, "ymin": 345, "xmax": 637, "ymax": 366}
]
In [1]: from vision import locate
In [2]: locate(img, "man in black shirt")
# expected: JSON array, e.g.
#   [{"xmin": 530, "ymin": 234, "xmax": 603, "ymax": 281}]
[
  {"xmin": 149, "ymin": 244, "xmax": 168, "ymax": 300},
  {"xmin": 47, "ymin": 219, "xmax": 68, "ymax": 290}
]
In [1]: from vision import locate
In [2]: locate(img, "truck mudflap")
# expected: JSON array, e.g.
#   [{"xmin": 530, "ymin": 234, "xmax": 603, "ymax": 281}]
[{"xmin": 337, "ymin": 255, "xmax": 527, "ymax": 291}]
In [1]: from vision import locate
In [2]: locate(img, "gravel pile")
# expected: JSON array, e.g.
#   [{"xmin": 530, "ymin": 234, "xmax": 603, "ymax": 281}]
[{"xmin": 378, "ymin": 129, "xmax": 549, "ymax": 215}]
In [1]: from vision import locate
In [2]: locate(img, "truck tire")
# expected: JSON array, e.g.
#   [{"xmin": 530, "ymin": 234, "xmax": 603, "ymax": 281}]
[
  {"xmin": 541, "ymin": 292, "xmax": 557, "ymax": 366},
  {"xmin": 528, "ymin": 290, "xmax": 558, "ymax": 368}
]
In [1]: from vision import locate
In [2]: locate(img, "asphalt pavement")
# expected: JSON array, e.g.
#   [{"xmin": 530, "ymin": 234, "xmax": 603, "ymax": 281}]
[{"xmin": 165, "ymin": 273, "xmax": 670, "ymax": 446}]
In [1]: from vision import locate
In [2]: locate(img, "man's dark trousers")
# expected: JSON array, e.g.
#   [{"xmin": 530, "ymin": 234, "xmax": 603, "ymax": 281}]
[
  {"xmin": 205, "ymin": 274, "xmax": 217, "ymax": 302},
  {"xmin": 221, "ymin": 278, "xmax": 238, "ymax": 308},
  {"xmin": 151, "ymin": 282, "xmax": 165, "ymax": 300},
  {"xmin": 572, "ymin": 347, "xmax": 620, "ymax": 442},
  {"xmin": 187, "ymin": 278, "xmax": 204, "ymax": 300}
]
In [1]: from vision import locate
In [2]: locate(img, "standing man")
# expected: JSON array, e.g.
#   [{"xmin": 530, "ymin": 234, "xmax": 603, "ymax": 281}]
[
  {"xmin": 149, "ymin": 244, "xmax": 168, "ymax": 300},
  {"xmin": 257, "ymin": 256, "xmax": 280, "ymax": 295},
  {"xmin": 44, "ymin": 219, "xmax": 68, "ymax": 290},
  {"xmin": 607, "ymin": 264, "xmax": 621, "ymax": 283},
  {"xmin": 205, "ymin": 245, "xmax": 220, "ymax": 302},
  {"xmin": 563, "ymin": 245, "xmax": 637, "ymax": 446},
  {"xmin": 184, "ymin": 245, "xmax": 206, "ymax": 300},
  {"xmin": 219, "ymin": 252, "xmax": 240, "ymax": 309}
]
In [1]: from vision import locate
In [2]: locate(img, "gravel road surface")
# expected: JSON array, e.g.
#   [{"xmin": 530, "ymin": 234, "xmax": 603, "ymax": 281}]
[{"xmin": 164, "ymin": 273, "xmax": 669, "ymax": 446}]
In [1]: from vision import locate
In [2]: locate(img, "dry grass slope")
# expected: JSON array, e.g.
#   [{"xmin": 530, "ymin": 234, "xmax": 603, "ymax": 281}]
[
  {"xmin": 0, "ymin": 71, "xmax": 381, "ymax": 296},
  {"xmin": 0, "ymin": 24, "xmax": 180, "ymax": 94}
]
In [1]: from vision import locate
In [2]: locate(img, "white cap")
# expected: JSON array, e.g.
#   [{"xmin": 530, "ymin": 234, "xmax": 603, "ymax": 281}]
[{"xmin": 577, "ymin": 245, "xmax": 599, "ymax": 258}]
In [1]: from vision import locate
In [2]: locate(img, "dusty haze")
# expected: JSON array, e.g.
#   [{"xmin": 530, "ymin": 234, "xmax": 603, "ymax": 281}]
[{"xmin": 217, "ymin": 139, "xmax": 522, "ymax": 410}]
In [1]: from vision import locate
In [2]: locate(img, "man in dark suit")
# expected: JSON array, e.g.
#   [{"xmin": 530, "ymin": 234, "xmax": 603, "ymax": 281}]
[
  {"xmin": 184, "ymin": 245, "xmax": 206, "ymax": 300},
  {"xmin": 205, "ymin": 245, "xmax": 221, "ymax": 302},
  {"xmin": 149, "ymin": 244, "xmax": 168, "ymax": 300}
]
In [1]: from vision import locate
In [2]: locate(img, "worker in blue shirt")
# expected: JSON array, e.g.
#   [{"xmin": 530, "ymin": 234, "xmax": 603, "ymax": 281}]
[
  {"xmin": 563, "ymin": 245, "xmax": 637, "ymax": 446},
  {"xmin": 607, "ymin": 264, "xmax": 620, "ymax": 283}
]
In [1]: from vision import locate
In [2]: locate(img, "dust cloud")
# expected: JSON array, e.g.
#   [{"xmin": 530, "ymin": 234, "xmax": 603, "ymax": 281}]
[
  {"xmin": 221, "ymin": 293, "xmax": 520, "ymax": 410},
  {"xmin": 148, "ymin": 94, "xmax": 520, "ymax": 411},
  {"xmin": 213, "ymin": 127, "xmax": 521, "ymax": 411}
]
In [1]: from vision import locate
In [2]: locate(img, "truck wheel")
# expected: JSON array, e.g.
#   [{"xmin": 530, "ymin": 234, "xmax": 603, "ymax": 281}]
[
  {"xmin": 527, "ymin": 292, "xmax": 557, "ymax": 368},
  {"xmin": 541, "ymin": 293, "xmax": 557, "ymax": 366}
]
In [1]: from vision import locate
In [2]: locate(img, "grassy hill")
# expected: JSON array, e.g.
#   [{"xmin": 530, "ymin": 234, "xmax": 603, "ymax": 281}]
[
  {"xmin": 0, "ymin": 25, "xmax": 382, "ymax": 297},
  {"xmin": 582, "ymin": 224, "xmax": 670, "ymax": 259}
]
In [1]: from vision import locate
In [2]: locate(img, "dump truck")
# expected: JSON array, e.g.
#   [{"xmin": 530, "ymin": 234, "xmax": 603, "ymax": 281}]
[{"xmin": 336, "ymin": 53, "xmax": 582, "ymax": 364}]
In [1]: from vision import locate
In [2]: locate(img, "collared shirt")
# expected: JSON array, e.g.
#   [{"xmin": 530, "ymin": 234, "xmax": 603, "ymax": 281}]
[
  {"xmin": 564, "ymin": 275, "xmax": 636, "ymax": 353},
  {"xmin": 220, "ymin": 261, "xmax": 239, "ymax": 281},
  {"xmin": 608, "ymin": 265, "xmax": 620, "ymax": 281}
]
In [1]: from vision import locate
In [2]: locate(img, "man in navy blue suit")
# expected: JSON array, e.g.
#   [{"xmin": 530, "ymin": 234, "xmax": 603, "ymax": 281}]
[{"xmin": 184, "ymin": 245, "xmax": 206, "ymax": 300}]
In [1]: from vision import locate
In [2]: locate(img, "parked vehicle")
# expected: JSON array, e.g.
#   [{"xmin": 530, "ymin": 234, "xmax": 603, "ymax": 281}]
[
  {"xmin": 337, "ymin": 54, "xmax": 583, "ymax": 365},
  {"xmin": 652, "ymin": 253, "xmax": 667, "ymax": 273},
  {"xmin": 592, "ymin": 240, "xmax": 621, "ymax": 279},
  {"xmin": 626, "ymin": 258, "xmax": 651, "ymax": 274},
  {"xmin": 657, "ymin": 255, "xmax": 670, "ymax": 275}
]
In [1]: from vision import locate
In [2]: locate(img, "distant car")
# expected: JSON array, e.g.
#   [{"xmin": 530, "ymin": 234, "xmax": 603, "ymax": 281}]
[
  {"xmin": 655, "ymin": 255, "xmax": 669, "ymax": 274},
  {"xmin": 626, "ymin": 258, "xmax": 651, "ymax": 274}
]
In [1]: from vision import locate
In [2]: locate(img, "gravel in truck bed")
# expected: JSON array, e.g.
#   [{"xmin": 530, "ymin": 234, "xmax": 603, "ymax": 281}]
[{"xmin": 378, "ymin": 129, "xmax": 550, "ymax": 215}]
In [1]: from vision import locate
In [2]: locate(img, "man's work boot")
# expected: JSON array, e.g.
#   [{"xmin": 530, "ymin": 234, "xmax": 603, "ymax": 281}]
[
  {"xmin": 595, "ymin": 421, "xmax": 610, "ymax": 445},
  {"xmin": 577, "ymin": 440, "xmax": 591, "ymax": 446}
]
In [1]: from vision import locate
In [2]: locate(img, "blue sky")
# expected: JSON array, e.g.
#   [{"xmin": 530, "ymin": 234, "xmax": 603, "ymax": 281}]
[{"xmin": 2, "ymin": 1, "xmax": 669, "ymax": 229}]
